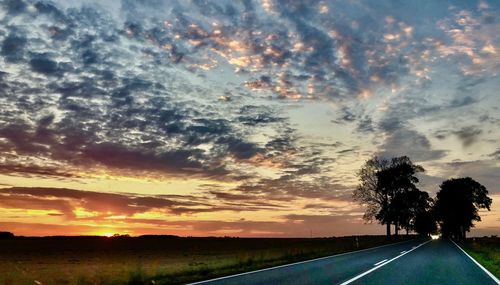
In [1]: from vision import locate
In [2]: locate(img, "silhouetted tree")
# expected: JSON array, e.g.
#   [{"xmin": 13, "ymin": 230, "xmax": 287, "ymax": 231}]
[
  {"xmin": 353, "ymin": 156, "xmax": 424, "ymax": 238},
  {"xmin": 353, "ymin": 157, "xmax": 391, "ymax": 236},
  {"xmin": 392, "ymin": 190, "xmax": 431, "ymax": 235},
  {"xmin": 0, "ymin": 231, "xmax": 15, "ymax": 239},
  {"xmin": 375, "ymin": 158, "xmax": 425, "ymax": 236},
  {"xmin": 434, "ymin": 177, "xmax": 492, "ymax": 240},
  {"xmin": 414, "ymin": 210, "xmax": 438, "ymax": 236}
]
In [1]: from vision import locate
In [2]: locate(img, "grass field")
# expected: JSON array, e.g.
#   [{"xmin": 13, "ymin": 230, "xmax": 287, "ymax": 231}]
[
  {"xmin": 460, "ymin": 236, "xmax": 500, "ymax": 278},
  {"xmin": 0, "ymin": 235, "xmax": 413, "ymax": 285}
]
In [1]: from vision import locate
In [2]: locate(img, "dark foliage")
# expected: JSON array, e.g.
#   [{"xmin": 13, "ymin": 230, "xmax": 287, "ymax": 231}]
[
  {"xmin": 414, "ymin": 210, "xmax": 438, "ymax": 236},
  {"xmin": 0, "ymin": 231, "xmax": 15, "ymax": 239},
  {"xmin": 353, "ymin": 156, "xmax": 424, "ymax": 237},
  {"xmin": 434, "ymin": 177, "xmax": 492, "ymax": 240}
]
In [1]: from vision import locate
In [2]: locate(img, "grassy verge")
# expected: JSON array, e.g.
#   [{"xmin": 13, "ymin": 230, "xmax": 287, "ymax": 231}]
[
  {"xmin": 460, "ymin": 237, "xmax": 500, "ymax": 279},
  {"xmin": 148, "ymin": 246, "xmax": 371, "ymax": 285},
  {"xmin": 0, "ymin": 235, "xmax": 416, "ymax": 285}
]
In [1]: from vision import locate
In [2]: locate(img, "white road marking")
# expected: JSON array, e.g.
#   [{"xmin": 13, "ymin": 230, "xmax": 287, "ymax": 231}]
[
  {"xmin": 400, "ymin": 250, "xmax": 406, "ymax": 254},
  {"xmin": 451, "ymin": 240, "xmax": 500, "ymax": 284},
  {"xmin": 373, "ymin": 259, "xmax": 388, "ymax": 266},
  {"xmin": 339, "ymin": 240, "xmax": 432, "ymax": 285},
  {"xmin": 188, "ymin": 239, "xmax": 420, "ymax": 285}
]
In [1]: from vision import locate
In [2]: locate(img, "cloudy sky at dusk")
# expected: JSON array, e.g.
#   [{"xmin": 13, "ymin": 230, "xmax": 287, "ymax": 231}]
[{"xmin": 0, "ymin": 0, "xmax": 499, "ymax": 237}]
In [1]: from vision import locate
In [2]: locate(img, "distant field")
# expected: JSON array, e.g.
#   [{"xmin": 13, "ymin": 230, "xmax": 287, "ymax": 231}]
[
  {"xmin": 0, "ymin": 235, "xmax": 413, "ymax": 285},
  {"xmin": 460, "ymin": 237, "xmax": 500, "ymax": 278}
]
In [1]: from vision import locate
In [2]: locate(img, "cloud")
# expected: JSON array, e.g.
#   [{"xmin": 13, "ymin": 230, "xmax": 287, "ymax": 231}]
[
  {"xmin": 2, "ymin": 0, "xmax": 27, "ymax": 15},
  {"xmin": 437, "ymin": 160, "xmax": 500, "ymax": 194},
  {"xmin": 81, "ymin": 142, "xmax": 224, "ymax": 177},
  {"xmin": 356, "ymin": 116, "xmax": 375, "ymax": 133},
  {"xmin": 0, "ymin": 193, "xmax": 76, "ymax": 218},
  {"xmin": 0, "ymin": 186, "xmax": 295, "ymax": 222},
  {"xmin": 238, "ymin": 105, "xmax": 284, "ymax": 126},
  {"xmin": 0, "ymin": 187, "xmax": 262, "ymax": 219},
  {"xmin": 1, "ymin": 0, "xmax": 498, "ymax": 180},
  {"xmin": 453, "ymin": 126, "xmax": 483, "ymax": 147},
  {"xmin": 378, "ymin": 128, "xmax": 447, "ymax": 162},
  {"xmin": 1, "ymin": 32, "xmax": 27, "ymax": 63},
  {"xmin": 0, "ymin": 0, "xmax": 326, "ymax": 184},
  {"xmin": 490, "ymin": 149, "xmax": 500, "ymax": 160},
  {"xmin": 0, "ymin": 0, "xmax": 499, "ymax": 237},
  {"xmin": 29, "ymin": 55, "xmax": 61, "ymax": 75},
  {"xmin": 0, "ymin": 163, "xmax": 79, "ymax": 178}
]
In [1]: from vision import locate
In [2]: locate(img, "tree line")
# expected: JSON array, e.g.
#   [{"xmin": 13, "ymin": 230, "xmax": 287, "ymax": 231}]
[{"xmin": 353, "ymin": 156, "xmax": 492, "ymax": 240}]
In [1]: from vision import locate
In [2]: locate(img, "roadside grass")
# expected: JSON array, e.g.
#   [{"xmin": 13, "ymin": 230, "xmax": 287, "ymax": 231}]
[
  {"xmin": 149, "ymin": 248, "xmax": 360, "ymax": 284},
  {"xmin": 0, "ymin": 235, "xmax": 415, "ymax": 285},
  {"xmin": 460, "ymin": 236, "xmax": 500, "ymax": 279}
]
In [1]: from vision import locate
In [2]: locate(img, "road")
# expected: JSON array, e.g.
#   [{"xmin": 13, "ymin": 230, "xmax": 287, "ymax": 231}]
[{"xmin": 190, "ymin": 239, "xmax": 499, "ymax": 285}]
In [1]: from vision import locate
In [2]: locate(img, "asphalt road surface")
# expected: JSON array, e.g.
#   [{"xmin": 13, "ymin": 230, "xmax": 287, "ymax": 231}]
[{"xmin": 190, "ymin": 239, "xmax": 499, "ymax": 285}]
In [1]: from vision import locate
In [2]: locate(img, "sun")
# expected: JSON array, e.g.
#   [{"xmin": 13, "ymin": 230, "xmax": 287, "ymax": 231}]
[{"xmin": 102, "ymin": 232, "xmax": 115, "ymax": 238}]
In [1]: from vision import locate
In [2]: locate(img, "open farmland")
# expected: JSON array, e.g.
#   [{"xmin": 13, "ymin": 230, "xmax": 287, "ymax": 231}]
[{"xmin": 0, "ymin": 235, "xmax": 412, "ymax": 285}]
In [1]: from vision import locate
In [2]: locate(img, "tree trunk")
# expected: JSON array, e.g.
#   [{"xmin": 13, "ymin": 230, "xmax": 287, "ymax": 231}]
[
  {"xmin": 386, "ymin": 223, "xmax": 391, "ymax": 239},
  {"xmin": 394, "ymin": 222, "xmax": 399, "ymax": 237}
]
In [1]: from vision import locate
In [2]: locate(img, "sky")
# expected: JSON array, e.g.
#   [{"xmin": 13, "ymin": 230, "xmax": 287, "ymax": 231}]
[{"xmin": 0, "ymin": 0, "xmax": 499, "ymax": 237}]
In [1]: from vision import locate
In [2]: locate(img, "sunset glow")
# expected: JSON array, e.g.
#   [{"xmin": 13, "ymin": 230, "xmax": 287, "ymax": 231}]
[{"xmin": 0, "ymin": 0, "xmax": 499, "ymax": 238}]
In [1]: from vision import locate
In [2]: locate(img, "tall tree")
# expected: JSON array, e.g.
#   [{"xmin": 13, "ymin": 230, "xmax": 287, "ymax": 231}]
[
  {"xmin": 414, "ymin": 210, "xmax": 438, "ymax": 236},
  {"xmin": 353, "ymin": 156, "xmax": 424, "ymax": 238},
  {"xmin": 353, "ymin": 157, "xmax": 391, "ymax": 236},
  {"xmin": 434, "ymin": 177, "xmax": 492, "ymax": 240},
  {"xmin": 392, "ymin": 189, "xmax": 431, "ymax": 235},
  {"xmin": 375, "ymin": 157, "xmax": 425, "ymax": 236}
]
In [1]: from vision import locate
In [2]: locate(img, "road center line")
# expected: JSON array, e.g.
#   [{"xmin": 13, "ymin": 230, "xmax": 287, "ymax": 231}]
[
  {"xmin": 373, "ymin": 259, "xmax": 388, "ymax": 266},
  {"xmin": 400, "ymin": 250, "xmax": 406, "ymax": 254},
  {"xmin": 451, "ymin": 240, "xmax": 500, "ymax": 284},
  {"xmin": 339, "ymin": 240, "xmax": 431, "ymax": 285}
]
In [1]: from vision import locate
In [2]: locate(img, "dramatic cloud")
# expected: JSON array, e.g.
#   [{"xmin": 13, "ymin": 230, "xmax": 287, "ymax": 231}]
[
  {"xmin": 0, "ymin": 0, "xmax": 499, "ymax": 237},
  {"xmin": 0, "ymin": 187, "xmax": 288, "ymax": 218}
]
